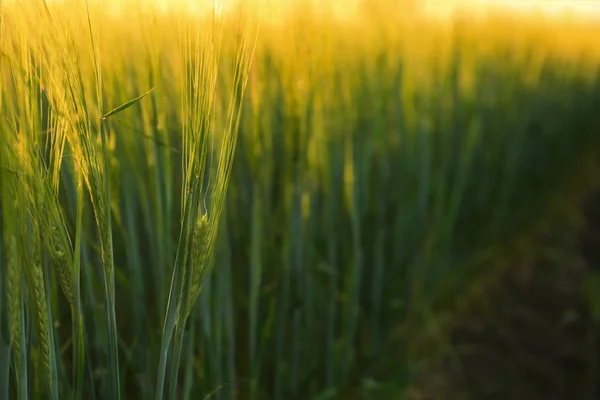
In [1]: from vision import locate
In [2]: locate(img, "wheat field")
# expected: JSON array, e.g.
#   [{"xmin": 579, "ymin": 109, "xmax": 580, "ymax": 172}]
[{"xmin": 1, "ymin": 1, "xmax": 600, "ymax": 399}]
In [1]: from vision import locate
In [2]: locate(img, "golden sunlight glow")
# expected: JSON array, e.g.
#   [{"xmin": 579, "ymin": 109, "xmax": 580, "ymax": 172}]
[
  {"xmin": 37, "ymin": 0, "xmax": 600, "ymax": 22},
  {"xmin": 150, "ymin": 0, "xmax": 600, "ymax": 24},
  {"xmin": 422, "ymin": 0, "xmax": 600, "ymax": 21},
  {"xmin": 151, "ymin": 0, "xmax": 224, "ymax": 14}
]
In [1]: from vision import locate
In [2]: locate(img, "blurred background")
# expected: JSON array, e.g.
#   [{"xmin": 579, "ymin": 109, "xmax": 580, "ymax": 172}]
[{"xmin": 2, "ymin": 0, "xmax": 600, "ymax": 399}]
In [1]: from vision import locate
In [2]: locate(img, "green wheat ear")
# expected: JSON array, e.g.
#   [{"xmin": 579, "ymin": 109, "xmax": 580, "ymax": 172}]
[
  {"xmin": 188, "ymin": 211, "xmax": 211, "ymax": 313},
  {"xmin": 48, "ymin": 225, "xmax": 73, "ymax": 304},
  {"xmin": 22, "ymin": 223, "xmax": 57, "ymax": 398},
  {"xmin": 6, "ymin": 234, "xmax": 21, "ymax": 365},
  {"xmin": 40, "ymin": 205, "xmax": 74, "ymax": 307}
]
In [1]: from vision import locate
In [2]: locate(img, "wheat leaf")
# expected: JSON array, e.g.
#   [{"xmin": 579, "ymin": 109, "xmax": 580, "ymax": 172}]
[
  {"xmin": 101, "ymin": 88, "xmax": 155, "ymax": 120},
  {"xmin": 203, "ymin": 383, "xmax": 227, "ymax": 400}
]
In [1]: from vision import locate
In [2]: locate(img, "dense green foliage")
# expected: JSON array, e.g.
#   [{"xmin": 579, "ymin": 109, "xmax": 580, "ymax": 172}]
[{"xmin": 1, "ymin": 1, "xmax": 600, "ymax": 399}]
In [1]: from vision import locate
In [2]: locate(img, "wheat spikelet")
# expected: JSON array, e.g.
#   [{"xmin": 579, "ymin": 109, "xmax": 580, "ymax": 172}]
[
  {"xmin": 24, "ymin": 227, "xmax": 53, "ymax": 390},
  {"xmin": 88, "ymin": 168, "xmax": 114, "ymax": 273},
  {"xmin": 37, "ymin": 192, "xmax": 74, "ymax": 307},
  {"xmin": 47, "ymin": 224, "xmax": 73, "ymax": 306},
  {"xmin": 6, "ymin": 235, "xmax": 22, "ymax": 365},
  {"xmin": 175, "ymin": 205, "xmax": 196, "ymax": 321},
  {"xmin": 187, "ymin": 212, "xmax": 210, "ymax": 314}
]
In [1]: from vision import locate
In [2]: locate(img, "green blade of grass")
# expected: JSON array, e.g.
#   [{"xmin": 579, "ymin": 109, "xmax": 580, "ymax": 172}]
[
  {"xmin": 18, "ymin": 298, "xmax": 28, "ymax": 400},
  {"xmin": 156, "ymin": 184, "xmax": 197, "ymax": 400},
  {"xmin": 203, "ymin": 383, "xmax": 227, "ymax": 400},
  {"xmin": 0, "ymin": 192, "xmax": 9, "ymax": 400},
  {"xmin": 72, "ymin": 167, "xmax": 86, "ymax": 400},
  {"xmin": 249, "ymin": 190, "xmax": 262, "ymax": 400},
  {"xmin": 101, "ymin": 88, "xmax": 155, "ymax": 120},
  {"xmin": 0, "ymin": 106, "xmax": 11, "ymax": 400}
]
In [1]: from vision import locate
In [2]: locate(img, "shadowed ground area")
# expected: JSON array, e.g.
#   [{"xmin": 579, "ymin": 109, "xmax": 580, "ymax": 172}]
[{"xmin": 409, "ymin": 190, "xmax": 600, "ymax": 400}]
